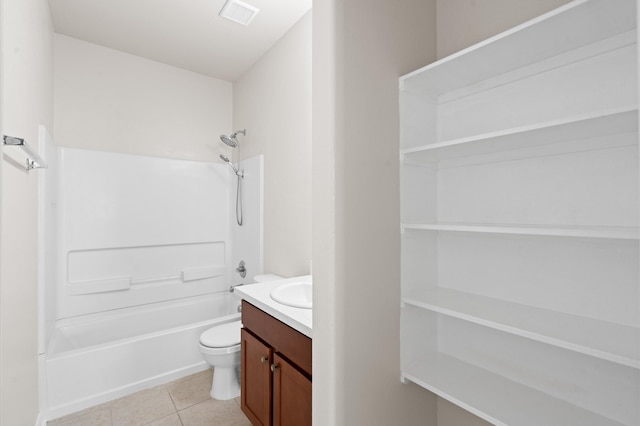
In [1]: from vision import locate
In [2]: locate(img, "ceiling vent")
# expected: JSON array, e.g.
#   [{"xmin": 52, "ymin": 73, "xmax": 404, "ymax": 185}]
[{"xmin": 219, "ymin": 0, "xmax": 259, "ymax": 26}]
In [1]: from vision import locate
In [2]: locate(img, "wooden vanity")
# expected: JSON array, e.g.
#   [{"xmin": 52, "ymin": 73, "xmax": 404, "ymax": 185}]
[{"xmin": 240, "ymin": 300, "xmax": 312, "ymax": 426}]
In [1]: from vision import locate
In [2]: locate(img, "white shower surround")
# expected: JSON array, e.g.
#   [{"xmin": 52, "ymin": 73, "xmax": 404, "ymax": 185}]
[
  {"xmin": 56, "ymin": 148, "xmax": 231, "ymax": 317},
  {"xmin": 41, "ymin": 148, "xmax": 264, "ymax": 419}
]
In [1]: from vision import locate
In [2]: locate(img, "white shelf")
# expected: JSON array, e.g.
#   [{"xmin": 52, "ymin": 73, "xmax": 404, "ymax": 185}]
[
  {"xmin": 401, "ymin": 352, "xmax": 627, "ymax": 426},
  {"xmin": 401, "ymin": 223, "xmax": 639, "ymax": 240},
  {"xmin": 403, "ymin": 288, "xmax": 640, "ymax": 369},
  {"xmin": 401, "ymin": 107, "xmax": 638, "ymax": 163},
  {"xmin": 400, "ymin": 0, "xmax": 636, "ymax": 96}
]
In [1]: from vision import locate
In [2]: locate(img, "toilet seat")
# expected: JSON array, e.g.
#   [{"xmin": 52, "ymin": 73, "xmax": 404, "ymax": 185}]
[{"xmin": 200, "ymin": 320, "xmax": 242, "ymax": 348}]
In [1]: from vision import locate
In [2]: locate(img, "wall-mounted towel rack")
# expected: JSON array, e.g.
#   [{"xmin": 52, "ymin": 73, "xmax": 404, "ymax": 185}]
[{"xmin": 2, "ymin": 135, "xmax": 48, "ymax": 170}]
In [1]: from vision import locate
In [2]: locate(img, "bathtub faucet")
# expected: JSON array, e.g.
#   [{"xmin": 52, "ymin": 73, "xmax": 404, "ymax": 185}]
[{"xmin": 235, "ymin": 260, "xmax": 247, "ymax": 278}]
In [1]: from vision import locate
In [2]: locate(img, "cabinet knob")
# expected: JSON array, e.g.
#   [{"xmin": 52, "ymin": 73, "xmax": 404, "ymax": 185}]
[
  {"xmin": 270, "ymin": 363, "xmax": 279, "ymax": 372},
  {"xmin": 260, "ymin": 356, "xmax": 268, "ymax": 364}
]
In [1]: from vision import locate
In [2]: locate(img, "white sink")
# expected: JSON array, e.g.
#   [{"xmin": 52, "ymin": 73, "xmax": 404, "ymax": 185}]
[{"xmin": 270, "ymin": 281, "xmax": 312, "ymax": 309}]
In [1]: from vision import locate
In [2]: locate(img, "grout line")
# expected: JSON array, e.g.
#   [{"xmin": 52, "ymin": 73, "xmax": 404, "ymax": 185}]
[{"xmin": 167, "ymin": 387, "xmax": 179, "ymax": 413}]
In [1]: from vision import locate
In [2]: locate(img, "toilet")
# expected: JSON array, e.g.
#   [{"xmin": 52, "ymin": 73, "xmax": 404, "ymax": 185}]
[{"xmin": 199, "ymin": 273, "xmax": 283, "ymax": 400}]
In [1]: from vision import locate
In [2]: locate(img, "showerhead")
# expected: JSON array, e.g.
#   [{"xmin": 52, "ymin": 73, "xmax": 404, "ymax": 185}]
[
  {"xmin": 219, "ymin": 129, "xmax": 246, "ymax": 148},
  {"xmin": 219, "ymin": 154, "xmax": 241, "ymax": 175},
  {"xmin": 220, "ymin": 134, "xmax": 237, "ymax": 147}
]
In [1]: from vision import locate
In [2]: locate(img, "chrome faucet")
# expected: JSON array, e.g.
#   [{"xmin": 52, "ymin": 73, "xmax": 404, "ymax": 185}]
[
  {"xmin": 235, "ymin": 260, "xmax": 246, "ymax": 278},
  {"xmin": 229, "ymin": 261, "xmax": 247, "ymax": 292}
]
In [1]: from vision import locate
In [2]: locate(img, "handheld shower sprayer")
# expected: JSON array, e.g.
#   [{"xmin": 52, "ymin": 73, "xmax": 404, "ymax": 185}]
[{"xmin": 219, "ymin": 154, "xmax": 243, "ymax": 177}]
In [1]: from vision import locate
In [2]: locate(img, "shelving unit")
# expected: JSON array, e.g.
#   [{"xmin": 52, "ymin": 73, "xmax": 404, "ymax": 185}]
[{"xmin": 399, "ymin": 1, "xmax": 639, "ymax": 425}]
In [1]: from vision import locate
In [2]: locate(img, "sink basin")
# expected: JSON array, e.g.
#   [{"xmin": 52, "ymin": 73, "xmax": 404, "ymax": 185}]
[{"xmin": 270, "ymin": 281, "xmax": 312, "ymax": 309}]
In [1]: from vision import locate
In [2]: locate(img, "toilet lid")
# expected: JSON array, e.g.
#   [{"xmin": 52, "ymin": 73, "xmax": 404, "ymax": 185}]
[{"xmin": 200, "ymin": 321, "xmax": 242, "ymax": 348}]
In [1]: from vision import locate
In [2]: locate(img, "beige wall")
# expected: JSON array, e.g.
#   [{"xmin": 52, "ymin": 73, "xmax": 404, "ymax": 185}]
[
  {"xmin": 310, "ymin": 2, "xmax": 339, "ymax": 422},
  {"xmin": 312, "ymin": 0, "xmax": 438, "ymax": 424},
  {"xmin": 54, "ymin": 34, "xmax": 232, "ymax": 162},
  {"xmin": 233, "ymin": 13, "xmax": 312, "ymax": 278},
  {"xmin": 435, "ymin": 0, "xmax": 571, "ymax": 424},
  {"xmin": 0, "ymin": 0, "xmax": 54, "ymax": 424},
  {"xmin": 437, "ymin": 0, "xmax": 572, "ymax": 58}
]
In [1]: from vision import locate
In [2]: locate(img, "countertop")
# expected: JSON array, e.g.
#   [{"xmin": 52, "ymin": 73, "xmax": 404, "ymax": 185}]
[{"xmin": 234, "ymin": 275, "xmax": 312, "ymax": 338}]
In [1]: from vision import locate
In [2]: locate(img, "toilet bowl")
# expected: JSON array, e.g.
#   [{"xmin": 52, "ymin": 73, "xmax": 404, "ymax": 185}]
[{"xmin": 199, "ymin": 273, "xmax": 284, "ymax": 400}]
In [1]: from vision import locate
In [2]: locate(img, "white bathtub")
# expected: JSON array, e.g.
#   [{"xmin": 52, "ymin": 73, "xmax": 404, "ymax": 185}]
[{"xmin": 43, "ymin": 292, "xmax": 240, "ymax": 419}]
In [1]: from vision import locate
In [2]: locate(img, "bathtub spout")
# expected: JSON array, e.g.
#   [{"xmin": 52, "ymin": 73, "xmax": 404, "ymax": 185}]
[{"xmin": 230, "ymin": 283, "xmax": 244, "ymax": 293}]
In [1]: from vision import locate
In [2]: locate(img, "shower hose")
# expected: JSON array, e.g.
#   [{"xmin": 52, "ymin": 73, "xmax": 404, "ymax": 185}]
[{"xmin": 236, "ymin": 174, "xmax": 243, "ymax": 226}]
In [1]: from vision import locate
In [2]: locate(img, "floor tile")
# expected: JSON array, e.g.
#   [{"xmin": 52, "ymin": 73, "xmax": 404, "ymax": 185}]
[
  {"xmin": 47, "ymin": 371, "xmax": 249, "ymax": 426},
  {"xmin": 178, "ymin": 399, "xmax": 251, "ymax": 426},
  {"xmin": 167, "ymin": 369, "xmax": 213, "ymax": 410},
  {"xmin": 144, "ymin": 413, "xmax": 182, "ymax": 426},
  {"xmin": 47, "ymin": 406, "xmax": 112, "ymax": 426},
  {"xmin": 111, "ymin": 386, "xmax": 176, "ymax": 426}
]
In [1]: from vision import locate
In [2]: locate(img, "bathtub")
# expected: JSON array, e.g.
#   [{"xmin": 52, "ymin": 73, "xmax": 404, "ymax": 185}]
[{"xmin": 43, "ymin": 292, "xmax": 240, "ymax": 418}]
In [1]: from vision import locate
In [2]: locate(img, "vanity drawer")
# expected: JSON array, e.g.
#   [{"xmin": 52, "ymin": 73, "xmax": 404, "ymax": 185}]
[{"xmin": 242, "ymin": 300, "xmax": 312, "ymax": 376}]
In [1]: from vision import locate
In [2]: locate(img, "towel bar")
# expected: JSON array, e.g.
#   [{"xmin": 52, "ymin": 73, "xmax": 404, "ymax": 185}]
[{"xmin": 2, "ymin": 135, "xmax": 48, "ymax": 170}]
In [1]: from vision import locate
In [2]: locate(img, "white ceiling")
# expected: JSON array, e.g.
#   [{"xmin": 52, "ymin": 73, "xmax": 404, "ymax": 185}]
[{"xmin": 48, "ymin": 0, "xmax": 312, "ymax": 82}]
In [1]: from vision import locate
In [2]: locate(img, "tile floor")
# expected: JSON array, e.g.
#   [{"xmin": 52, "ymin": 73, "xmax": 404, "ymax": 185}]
[{"xmin": 47, "ymin": 369, "xmax": 252, "ymax": 426}]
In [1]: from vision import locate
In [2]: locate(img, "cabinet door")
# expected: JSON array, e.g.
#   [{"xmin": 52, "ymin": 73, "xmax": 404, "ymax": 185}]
[
  {"xmin": 272, "ymin": 353, "xmax": 311, "ymax": 426},
  {"xmin": 241, "ymin": 328, "xmax": 272, "ymax": 426}
]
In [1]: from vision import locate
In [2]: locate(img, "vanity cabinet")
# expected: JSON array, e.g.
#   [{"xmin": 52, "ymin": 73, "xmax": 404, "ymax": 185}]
[
  {"xmin": 399, "ymin": 1, "xmax": 638, "ymax": 425},
  {"xmin": 241, "ymin": 329, "xmax": 271, "ymax": 425},
  {"xmin": 240, "ymin": 300, "xmax": 312, "ymax": 426},
  {"xmin": 272, "ymin": 353, "xmax": 311, "ymax": 426}
]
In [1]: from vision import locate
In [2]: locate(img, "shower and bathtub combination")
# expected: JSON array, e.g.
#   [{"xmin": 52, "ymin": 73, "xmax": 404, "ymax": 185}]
[{"xmin": 40, "ymin": 133, "xmax": 264, "ymax": 419}]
